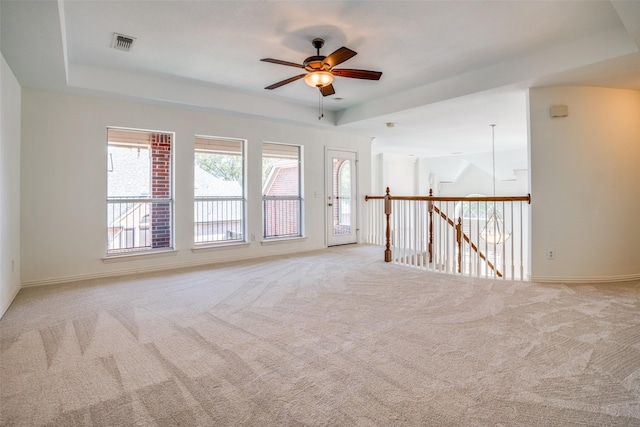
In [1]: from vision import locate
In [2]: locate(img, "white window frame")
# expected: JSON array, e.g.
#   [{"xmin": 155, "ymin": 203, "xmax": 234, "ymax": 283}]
[
  {"xmin": 193, "ymin": 135, "xmax": 247, "ymax": 247},
  {"xmin": 106, "ymin": 127, "xmax": 174, "ymax": 256},
  {"xmin": 261, "ymin": 142, "xmax": 304, "ymax": 240}
]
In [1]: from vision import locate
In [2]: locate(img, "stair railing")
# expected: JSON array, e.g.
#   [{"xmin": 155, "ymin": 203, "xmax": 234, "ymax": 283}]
[
  {"xmin": 431, "ymin": 204, "xmax": 501, "ymax": 277},
  {"xmin": 365, "ymin": 188, "xmax": 531, "ymax": 280}
]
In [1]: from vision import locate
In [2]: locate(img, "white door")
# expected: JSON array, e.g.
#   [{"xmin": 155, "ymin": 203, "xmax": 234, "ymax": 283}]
[{"xmin": 326, "ymin": 149, "xmax": 357, "ymax": 246}]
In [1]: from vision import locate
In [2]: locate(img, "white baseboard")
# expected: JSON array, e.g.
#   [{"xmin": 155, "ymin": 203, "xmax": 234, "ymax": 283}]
[
  {"xmin": 22, "ymin": 260, "xmax": 639, "ymax": 289},
  {"xmin": 19, "ymin": 258, "xmax": 241, "ymax": 288},
  {"xmin": 1, "ymin": 283, "xmax": 21, "ymax": 319},
  {"xmin": 20, "ymin": 244, "xmax": 325, "ymax": 288},
  {"xmin": 531, "ymin": 273, "xmax": 640, "ymax": 284}
]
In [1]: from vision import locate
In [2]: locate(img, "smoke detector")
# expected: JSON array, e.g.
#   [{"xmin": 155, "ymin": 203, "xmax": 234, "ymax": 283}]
[{"xmin": 111, "ymin": 33, "xmax": 136, "ymax": 51}]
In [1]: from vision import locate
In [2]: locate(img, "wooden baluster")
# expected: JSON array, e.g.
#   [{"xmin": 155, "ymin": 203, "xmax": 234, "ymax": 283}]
[
  {"xmin": 428, "ymin": 188, "xmax": 434, "ymax": 264},
  {"xmin": 456, "ymin": 217, "xmax": 462, "ymax": 273},
  {"xmin": 384, "ymin": 187, "xmax": 392, "ymax": 262}
]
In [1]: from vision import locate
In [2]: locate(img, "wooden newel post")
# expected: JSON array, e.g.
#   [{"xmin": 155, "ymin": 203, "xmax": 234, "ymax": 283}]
[
  {"xmin": 456, "ymin": 217, "xmax": 462, "ymax": 273},
  {"xmin": 384, "ymin": 187, "xmax": 392, "ymax": 262},
  {"xmin": 428, "ymin": 188, "xmax": 434, "ymax": 263}
]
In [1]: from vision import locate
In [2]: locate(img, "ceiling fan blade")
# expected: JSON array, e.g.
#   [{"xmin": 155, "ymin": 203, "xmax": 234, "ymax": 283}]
[
  {"xmin": 260, "ymin": 58, "xmax": 305, "ymax": 69},
  {"xmin": 322, "ymin": 47, "xmax": 357, "ymax": 69},
  {"xmin": 331, "ymin": 68, "xmax": 382, "ymax": 80},
  {"xmin": 265, "ymin": 74, "xmax": 306, "ymax": 90},
  {"xmin": 320, "ymin": 84, "xmax": 335, "ymax": 97},
  {"xmin": 332, "ymin": 69, "xmax": 383, "ymax": 80}
]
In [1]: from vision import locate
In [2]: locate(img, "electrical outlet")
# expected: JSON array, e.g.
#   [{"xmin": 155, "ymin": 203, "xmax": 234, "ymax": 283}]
[
  {"xmin": 251, "ymin": 233, "xmax": 256, "ymax": 242},
  {"xmin": 547, "ymin": 249, "xmax": 555, "ymax": 260}
]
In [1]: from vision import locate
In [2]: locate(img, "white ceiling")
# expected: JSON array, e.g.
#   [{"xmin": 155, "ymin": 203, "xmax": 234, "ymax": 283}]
[{"xmin": 2, "ymin": 0, "xmax": 639, "ymax": 158}]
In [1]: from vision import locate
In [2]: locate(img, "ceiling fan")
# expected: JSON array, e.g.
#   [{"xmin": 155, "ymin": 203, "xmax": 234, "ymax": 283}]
[{"xmin": 261, "ymin": 38, "xmax": 383, "ymax": 97}]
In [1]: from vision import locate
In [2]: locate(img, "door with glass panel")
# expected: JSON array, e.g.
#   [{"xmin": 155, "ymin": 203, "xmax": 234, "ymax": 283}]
[{"xmin": 326, "ymin": 149, "xmax": 357, "ymax": 246}]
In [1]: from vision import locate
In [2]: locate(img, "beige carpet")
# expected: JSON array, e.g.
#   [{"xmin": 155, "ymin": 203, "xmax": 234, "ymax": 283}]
[{"xmin": 1, "ymin": 244, "xmax": 639, "ymax": 426}]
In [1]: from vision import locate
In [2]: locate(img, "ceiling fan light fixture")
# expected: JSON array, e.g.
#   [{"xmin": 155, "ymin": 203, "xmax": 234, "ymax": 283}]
[{"xmin": 304, "ymin": 71, "xmax": 334, "ymax": 88}]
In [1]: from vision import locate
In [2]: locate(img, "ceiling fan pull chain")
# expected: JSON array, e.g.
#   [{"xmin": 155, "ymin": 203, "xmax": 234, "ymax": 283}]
[{"xmin": 318, "ymin": 90, "xmax": 324, "ymax": 120}]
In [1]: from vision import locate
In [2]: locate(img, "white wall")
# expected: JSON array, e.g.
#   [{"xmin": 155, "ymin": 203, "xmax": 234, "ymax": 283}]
[
  {"xmin": 0, "ymin": 53, "xmax": 21, "ymax": 317},
  {"xmin": 370, "ymin": 149, "xmax": 528, "ymax": 198},
  {"xmin": 372, "ymin": 151, "xmax": 527, "ymax": 197},
  {"xmin": 371, "ymin": 153, "xmax": 383, "ymax": 195},
  {"xmin": 20, "ymin": 88, "xmax": 372, "ymax": 286},
  {"xmin": 416, "ymin": 158, "xmax": 433, "ymax": 196},
  {"xmin": 423, "ymin": 149, "xmax": 528, "ymax": 195},
  {"xmin": 530, "ymin": 86, "xmax": 640, "ymax": 282},
  {"xmin": 379, "ymin": 153, "xmax": 418, "ymax": 196},
  {"xmin": 438, "ymin": 163, "xmax": 521, "ymax": 197}
]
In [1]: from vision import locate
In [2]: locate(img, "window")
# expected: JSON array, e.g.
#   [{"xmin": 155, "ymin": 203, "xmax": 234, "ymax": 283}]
[
  {"xmin": 262, "ymin": 143, "xmax": 303, "ymax": 239},
  {"xmin": 336, "ymin": 159, "xmax": 352, "ymax": 228},
  {"xmin": 194, "ymin": 136, "xmax": 245, "ymax": 245},
  {"xmin": 107, "ymin": 128, "xmax": 173, "ymax": 255},
  {"xmin": 457, "ymin": 194, "xmax": 502, "ymax": 220}
]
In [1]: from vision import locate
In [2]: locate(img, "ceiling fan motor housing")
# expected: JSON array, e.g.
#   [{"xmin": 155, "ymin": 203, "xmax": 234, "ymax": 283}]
[
  {"xmin": 304, "ymin": 56, "xmax": 329, "ymax": 71},
  {"xmin": 305, "ymin": 38, "xmax": 329, "ymax": 71}
]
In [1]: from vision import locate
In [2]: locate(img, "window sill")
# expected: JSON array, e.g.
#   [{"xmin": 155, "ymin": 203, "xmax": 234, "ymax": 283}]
[
  {"xmin": 192, "ymin": 241, "xmax": 251, "ymax": 253},
  {"xmin": 102, "ymin": 249, "xmax": 178, "ymax": 263},
  {"xmin": 261, "ymin": 236, "xmax": 307, "ymax": 246}
]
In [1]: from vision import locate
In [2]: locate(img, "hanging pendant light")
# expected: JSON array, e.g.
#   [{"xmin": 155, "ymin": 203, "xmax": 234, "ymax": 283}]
[
  {"xmin": 480, "ymin": 124, "xmax": 511, "ymax": 244},
  {"xmin": 480, "ymin": 211, "xmax": 511, "ymax": 244}
]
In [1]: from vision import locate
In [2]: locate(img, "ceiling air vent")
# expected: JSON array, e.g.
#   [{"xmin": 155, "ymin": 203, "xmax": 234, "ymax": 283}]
[{"xmin": 111, "ymin": 33, "xmax": 136, "ymax": 51}]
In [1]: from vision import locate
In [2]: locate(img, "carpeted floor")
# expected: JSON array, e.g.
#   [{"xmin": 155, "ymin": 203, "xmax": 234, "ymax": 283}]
[{"xmin": 1, "ymin": 244, "xmax": 639, "ymax": 426}]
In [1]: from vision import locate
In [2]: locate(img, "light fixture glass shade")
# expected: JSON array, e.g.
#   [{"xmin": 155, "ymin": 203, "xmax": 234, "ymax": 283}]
[
  {"xmin": 480, "ymin": 212, "xmax": 511, "ymax": 244},
  {"xmin": 304, "ymin": 71, "xmax": 334, "ymax": 88}
]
